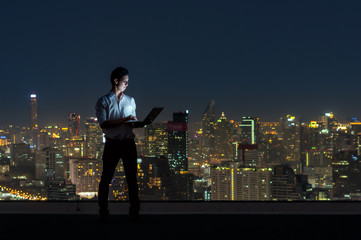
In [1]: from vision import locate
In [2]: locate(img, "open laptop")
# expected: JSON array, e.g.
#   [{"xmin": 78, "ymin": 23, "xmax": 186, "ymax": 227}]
[{"xmin": 126, "ymin": 107, "xmax": 164, "ymax": 128}]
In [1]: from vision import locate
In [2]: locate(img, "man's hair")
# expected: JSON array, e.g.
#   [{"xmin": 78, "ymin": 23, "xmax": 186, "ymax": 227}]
[{"xmin": 110, "ymin": 66, "xmax": 129, "ymax": 86}]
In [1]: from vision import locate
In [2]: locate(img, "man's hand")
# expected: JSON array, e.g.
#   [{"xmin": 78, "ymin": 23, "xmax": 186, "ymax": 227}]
[
  {"xmin": 99, "ymin": 115, "xmax": 137, "ymax": 129},
  {"xmin": 124, "ymin": 115, "xmax": 137, "ymax": 122}
]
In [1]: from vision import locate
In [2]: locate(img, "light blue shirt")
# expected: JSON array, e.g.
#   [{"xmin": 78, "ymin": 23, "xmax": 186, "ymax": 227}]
[{"xmin": 95, "ymin": 91, "xmax": 136, "ymax": 140}]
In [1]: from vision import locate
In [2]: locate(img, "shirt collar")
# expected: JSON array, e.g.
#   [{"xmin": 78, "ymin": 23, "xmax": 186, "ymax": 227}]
[{"xmin": 109, "ymin": 91, "xmax": 124, "ymax": 102}]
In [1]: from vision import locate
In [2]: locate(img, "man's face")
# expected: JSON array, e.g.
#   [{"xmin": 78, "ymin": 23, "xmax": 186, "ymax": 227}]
[{"xmin": 117, "ymin": 75, "xmax": 129, "ymax": 92}]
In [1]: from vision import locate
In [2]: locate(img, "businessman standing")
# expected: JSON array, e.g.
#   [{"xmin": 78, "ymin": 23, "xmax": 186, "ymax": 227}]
[{"xmin": 95, "ymin": 66, "xmax": 141, "ymax": 223}]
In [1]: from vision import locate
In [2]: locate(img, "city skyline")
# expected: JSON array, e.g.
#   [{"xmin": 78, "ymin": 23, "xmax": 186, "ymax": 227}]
[
  {"xmin": 2, "ymin": 88, "xmax": 361, "ymax": 202},
  {"xmin": 0, "ymin": 91, "xmax": 359, "ymax": 129},
  {"xmin": 1, "ymin": 1, "xmax": 361, "ymax": 125}
]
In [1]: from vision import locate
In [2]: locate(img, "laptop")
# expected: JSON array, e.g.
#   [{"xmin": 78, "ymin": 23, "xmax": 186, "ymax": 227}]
[{"xmin": 126, "ymin": 107, "xmax": 164, "ymax": 128}]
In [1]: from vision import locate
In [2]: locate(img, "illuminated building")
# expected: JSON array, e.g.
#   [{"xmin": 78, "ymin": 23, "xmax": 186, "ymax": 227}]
[
  {"xmin": 30, "ymin": 92, "xmax": 38, "ymax": 131},
  {"xmin": 35, "ymin": 150, "xmax": 47, "ymax": 180},
  {"xmin": 271, "ymin": 164, "xmax": 301, "ymax": 201},
  {"xmin": 303, "ymin": 166, "xmax": 332, "ymax": 190},
  {"xmin": 41, "ymin": 147, "xmax": 67, "ymax": 181},
  {"xmin": 69, "ymin": 158, "xmax": 101, "ymax": 199},
  {"xmin": 167, "ymin": 110, "xmax": 189, "ymax": 173},
  {"xmin": 0, "ymin": 147, "xmax": 10, "ymax": 174},
  {"xmin": 68, "ymin": 113, "xmax": 81, "ymax": 137},
  {"xmin": 47, "ymin": 180, "xmax": 77, "ymax": 200},
  {"xmin": 10, "ymin": 143, "xmax": 34, "ymax": 175},
  {"xmin": 30, "ymin": 92, "xmax": 39, "ymax": 149},
  {"xmin": 211, "ymin": 162, "xmax": 271, "ymax": 200},
  {"xmin": 349, "ymin": 120, "xmax": 361, "ymax": 156},
  {"xmin": 65, "ymin": 136, "xmax": 85, "ymax": 158},
  {"xmin": 84, "ymin": 117, "xmax": 104, "ymax": 159},
  {"xmin": 35, "ymin": 146, "xmax": 77, "ymax": 199},
  {"xmin": 319, "ymin": 112, "xmax": 337, "ymax": 133},
  {"xmin": 214, "ymin": 112, "xmax": 235, "ymax": 162},
  {"xmin": 0, "ymin": 135, "xmax": 8, "ymax": 146},
  {"xmin": 239, "ymin": 117, "xmax": 260, "ymax": 144},
  {"xmin": 259, "ymin": 122, "xmax": 281, "ymax": 164},
  {"xmin": 109, "ymin": 163, "xmax": 127, "ymax": 201},
  {"xmin": 279, "ymin": 115, "xmax": 301, "ymax": 172},
  {"xmin": 332, "ymin": 150, "xmax": 361, "ymax": 200},
  {"xmin": 300, "ymin": 122, "xmax": 323, "ymax": 168},
  {"xmin": 188, "ymin": 122, "xmax": 204, "ymax": 173},
  {"xmin": 202, "ymin": 100, "xmax": 216, "ymax": 160},
  {"xmin": 238, "ymin": 144, "xmax": 263, "ymax": 167},
  {"xmin": 137, "ymin": 156, "xmax": 171, "ymax": 200},
  {"xmin": 144, "ymin": 122, "xmax": 168, "ymax": 158}
]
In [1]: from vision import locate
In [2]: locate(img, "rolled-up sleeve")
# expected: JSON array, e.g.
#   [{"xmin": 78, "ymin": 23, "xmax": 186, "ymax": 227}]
[{"xmin": 95, "ymin": 97, "xmax": 107, "ymax": 126}]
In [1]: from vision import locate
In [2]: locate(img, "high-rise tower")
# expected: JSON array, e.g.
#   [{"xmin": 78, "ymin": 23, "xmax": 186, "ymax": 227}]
[
  {"xmin": 202, "ymin": 100, "xmax": 216, "ymax": 160},
  {"xmin": 30, "ymin": 92, "xmax": 38, "ymax": 131},
  {"xmin": 30, "ymin": 92, "xmax": 39, "ymax": 148},
  {"xmin": 168, "ymin": 110, "xmax": 189, "ymax": 173}
]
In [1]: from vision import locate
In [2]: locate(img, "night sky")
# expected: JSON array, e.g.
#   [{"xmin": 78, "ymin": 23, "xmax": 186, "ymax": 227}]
[{"xmin": 1, "ymin": 1, "xmax": 361, "ymax": 126}]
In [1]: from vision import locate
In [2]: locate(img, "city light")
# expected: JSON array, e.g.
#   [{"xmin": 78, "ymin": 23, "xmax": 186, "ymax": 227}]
[{"xmin": 1, "ymin": 94, "xmax": 361, "ymax": 202}]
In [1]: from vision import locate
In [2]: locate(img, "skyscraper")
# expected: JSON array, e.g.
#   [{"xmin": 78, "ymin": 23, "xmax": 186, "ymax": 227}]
[
  {"xmin": 167, "ymin": 110, "xmax": 188, "ymax": 173},
  {"xmin": 84, "ymin": 117, "xmax": 104, "ymax": 159},
  {"xmin": 214, "ymin": 112, "xmax": 234, "ymax": 161},
  {"xmin": 279, "ymin": 114, "xmax": 301, "ymax": 169},
  {"xmin": 202, "ymin": 100, "xmax": 216, "ymax": 160},
  {"xmin": 30, "ymin": 92, "xmax": 39, "ymax": 148},
  {"xmin": 30, "ymin": 92, "xmax": 38, "ymax": 131},
  {"xmin": 144, "ymin": 122, "xmax": 168, "ymax": 158},
  {"xmin": 239, "ymin": 117, "xmax": 260, "ymax": 144}
]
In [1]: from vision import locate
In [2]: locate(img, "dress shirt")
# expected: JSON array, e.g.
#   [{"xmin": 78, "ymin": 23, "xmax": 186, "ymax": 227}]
[{"xmin": 95, "ymin": 91, "xmax": 136, "ymax": 140}]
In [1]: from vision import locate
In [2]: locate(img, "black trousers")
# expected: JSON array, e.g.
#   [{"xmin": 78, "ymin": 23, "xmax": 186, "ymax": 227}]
[{"xmin": 98, "ymin": 138, "xmax": 140, "ymax": 214}]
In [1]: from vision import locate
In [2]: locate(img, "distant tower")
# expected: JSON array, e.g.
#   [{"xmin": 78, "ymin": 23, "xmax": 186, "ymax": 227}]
[
  {"xmin": 30, "ymin": 92, "xmax": 38, "ymax": 131},
  {"xmin": 202, "ymin": 100, "xmax": 216, "ymax": 160},
  {"xmin": 168, "ymin": 110, "xmax": 189, "ymax": 173},
  {"xmin": 30, "ymin": 92, "xmax": 39, "ymax": 148}
]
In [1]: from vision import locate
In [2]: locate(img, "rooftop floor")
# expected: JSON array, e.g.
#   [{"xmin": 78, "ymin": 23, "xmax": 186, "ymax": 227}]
[
  {"xmin": 1, "ymin": 202, "xmax": 361, "ymax": 238},
  {"xmin": 1, "ymin": 213, "xmax": 360, "ymax": 239}
]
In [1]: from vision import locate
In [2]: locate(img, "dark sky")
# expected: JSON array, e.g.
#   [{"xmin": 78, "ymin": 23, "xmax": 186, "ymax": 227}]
[{"xmin": 1, "ymin": 1, "xmax": 361, "ymax": 126}]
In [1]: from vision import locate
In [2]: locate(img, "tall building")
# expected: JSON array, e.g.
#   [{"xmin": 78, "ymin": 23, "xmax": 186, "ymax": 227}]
[
  {"xmin": 167, "ymin": 110, "xmax": 188, "ymax": 173},
  {"xmin": 69, "ymin": 158, "xmax": 102, "ymax": 199},
  {"xmin": 259, "ymin": 122, "xmax": 281, "ymax": 164},
  {"xmin": 238, "ymin": 117, "xmax": 260, "ymax": 144},
  {"xmin": 279, "ymin": 114, "xmax": 301, "ymax": 171},
  {"xmin": 30, "ymin": 92, "xmax": 38, "ymax": 131},
  {"xmin": 332, "ymin": 150, "xmax": 361, "ymax": 200},
  {"xmin": 214, "ymin": 112, "xmax": 235, "ymax": 162},
  {"xmin": 84, "ymin": 117, "xmax": 104, "ymax": 159},
  {"xmin": 202, "ymin": 100, "xmax": 216, "ymax": 160},
  {"xmin": 30, "ymin": 92, "xmax": 39, "ymax": 149},
  {"xmin": 144, "ymin": 122, "xmax": 168, "ymax": 158},
  {"xmin": 36, "ymin": 147, "xmax": 67, "ymax": 182}
]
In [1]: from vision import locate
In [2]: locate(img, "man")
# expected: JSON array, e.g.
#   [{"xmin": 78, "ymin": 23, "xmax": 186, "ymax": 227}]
[{"xmin": 95, "ymin": 66, "xmax": 141, "ymax": 223}]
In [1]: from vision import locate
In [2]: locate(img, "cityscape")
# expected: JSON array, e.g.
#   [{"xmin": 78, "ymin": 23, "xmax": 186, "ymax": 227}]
[{"xmin": 0, "ymin": 93, "xmax": 360, "ymax": 202}]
